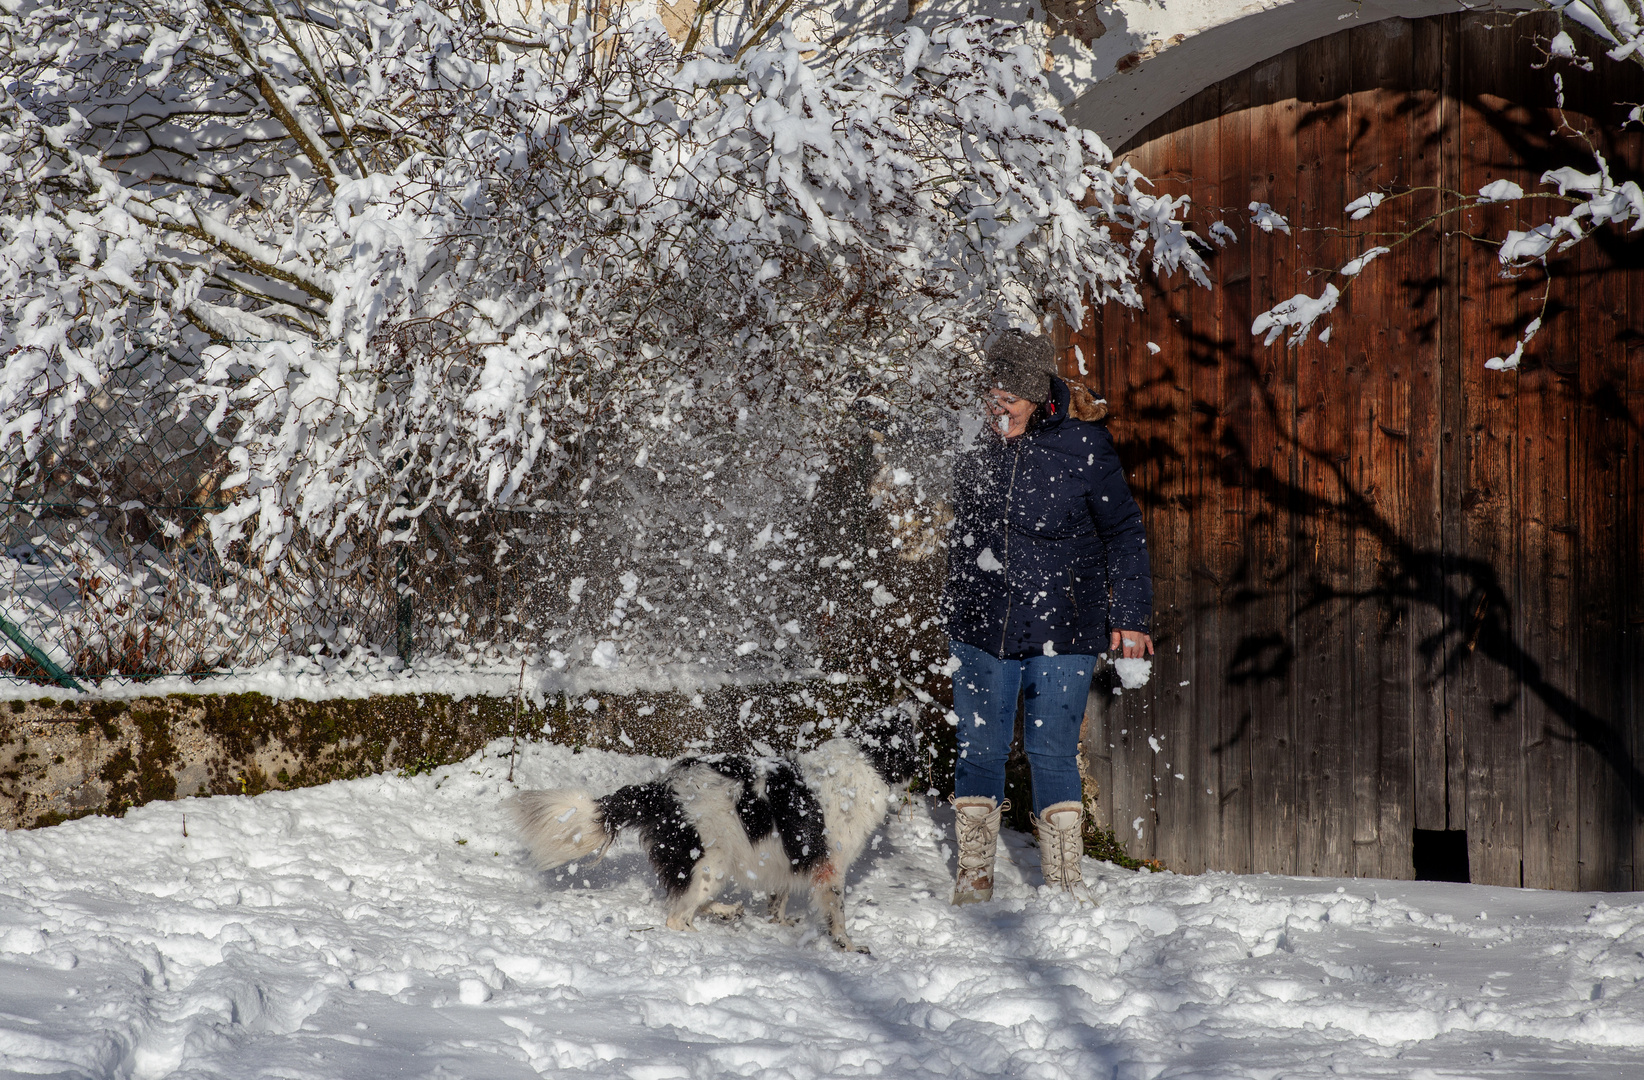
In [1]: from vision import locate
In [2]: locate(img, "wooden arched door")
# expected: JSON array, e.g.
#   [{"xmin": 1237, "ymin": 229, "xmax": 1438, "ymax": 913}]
[{"xmin": 1068, "ymin": 12, "xmax": 1644, "ymax": 889}]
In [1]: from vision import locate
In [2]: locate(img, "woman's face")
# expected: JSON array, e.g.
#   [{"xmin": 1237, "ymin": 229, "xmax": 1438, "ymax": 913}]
[{"xmin": 986, "ymin": 389, "xmax": 1038, "ymax": 441}]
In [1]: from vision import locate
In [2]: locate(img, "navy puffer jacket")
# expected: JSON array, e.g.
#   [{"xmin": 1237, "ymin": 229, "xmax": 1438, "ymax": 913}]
[{"xmin": 942, "ymin": 378, "xmax": 1152, "ymax": 660}]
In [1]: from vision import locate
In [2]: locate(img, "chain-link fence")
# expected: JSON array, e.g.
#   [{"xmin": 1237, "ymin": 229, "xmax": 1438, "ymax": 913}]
[
  {"xmin": 0, "ymin": 349, "xmax": 710, "ymax": 689},
  {"xmin": 0, "ymin": 353, "xmax": 420, "ymax": 688},
  {"xmin": 2, "ymin": 349, "xmax": 956, "ymax": 691}
]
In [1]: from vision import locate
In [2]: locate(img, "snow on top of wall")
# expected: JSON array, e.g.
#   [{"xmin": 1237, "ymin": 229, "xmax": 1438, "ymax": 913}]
[{"xmin": 0, "ymin": 653, "xmax": 817, "ymax": 705}]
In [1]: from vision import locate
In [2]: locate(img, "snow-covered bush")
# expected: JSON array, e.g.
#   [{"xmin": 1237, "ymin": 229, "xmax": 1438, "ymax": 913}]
[{"xmin": 0, "ymin": 0, "xmax": 1210, "ymax": 679}]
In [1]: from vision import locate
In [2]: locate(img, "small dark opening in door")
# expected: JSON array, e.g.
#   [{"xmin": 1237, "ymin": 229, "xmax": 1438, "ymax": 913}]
[{"xmin": 1412, "ymin": 829, "xmax": 1471, "ymax": 883}]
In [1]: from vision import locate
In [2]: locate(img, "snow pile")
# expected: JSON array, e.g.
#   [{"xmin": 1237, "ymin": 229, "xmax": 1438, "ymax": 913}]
[{"xmin": 3, "ymin": 739, "xmax": 1644, "ymax": 1078}]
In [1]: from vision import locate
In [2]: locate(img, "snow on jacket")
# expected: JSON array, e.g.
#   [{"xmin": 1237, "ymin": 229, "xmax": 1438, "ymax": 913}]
[{"xmin": 941, "ymin": 377, "xmax": 1152, "ymax": 660}]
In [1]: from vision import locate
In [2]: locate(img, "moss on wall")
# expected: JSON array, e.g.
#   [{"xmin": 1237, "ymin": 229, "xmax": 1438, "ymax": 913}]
[{"xmin": 0, "ymin": 676, "xmax": 918, "ymax": 830}]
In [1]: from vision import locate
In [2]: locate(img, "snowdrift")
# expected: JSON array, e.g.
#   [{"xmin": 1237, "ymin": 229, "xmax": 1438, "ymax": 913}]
[{"xmin": 3, "ymin": 739, "xmax": 1644, "ymax": 1077}]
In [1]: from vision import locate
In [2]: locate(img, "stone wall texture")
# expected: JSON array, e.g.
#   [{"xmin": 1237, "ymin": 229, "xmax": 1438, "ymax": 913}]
[{"xmin": 0, "ymin": 679, "xmax": 912, "ymax": 830}]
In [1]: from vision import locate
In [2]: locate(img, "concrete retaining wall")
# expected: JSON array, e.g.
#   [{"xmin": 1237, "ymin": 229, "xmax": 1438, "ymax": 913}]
[{"xmin": 0, "ymin": 680, "xmax": 905, "ymax": 830}]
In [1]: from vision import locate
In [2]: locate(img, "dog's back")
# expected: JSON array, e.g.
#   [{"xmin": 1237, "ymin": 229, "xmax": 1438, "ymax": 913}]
[{"xmin": 799, "ymin": 739, "xmax": 896, "ymax": 873}]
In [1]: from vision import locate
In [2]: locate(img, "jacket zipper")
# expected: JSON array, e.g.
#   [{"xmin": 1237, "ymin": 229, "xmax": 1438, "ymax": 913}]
[{"xmin": 998, "ymin": 443, "xmax": 1022, "ymax": 657}]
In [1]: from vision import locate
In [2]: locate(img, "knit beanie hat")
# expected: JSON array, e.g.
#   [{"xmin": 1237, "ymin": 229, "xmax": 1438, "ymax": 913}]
[{"xmin": 985, "ymin": 330, "xmax": 1057, "ymax": 402}]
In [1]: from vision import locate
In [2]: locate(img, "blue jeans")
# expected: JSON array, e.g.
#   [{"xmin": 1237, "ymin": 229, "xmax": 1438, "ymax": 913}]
[{"xmin": 949, "ymin": 640, "xmax": 1097, "ymax": 817}]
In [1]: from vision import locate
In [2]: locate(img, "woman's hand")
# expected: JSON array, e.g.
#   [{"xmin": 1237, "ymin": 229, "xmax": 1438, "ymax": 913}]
[{"xmin": 1109, "ymin": 630, "xmax": 1154, "ymax": 659}]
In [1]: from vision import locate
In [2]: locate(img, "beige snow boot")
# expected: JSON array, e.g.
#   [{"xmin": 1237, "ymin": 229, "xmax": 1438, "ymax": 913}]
[
  {"xmin": 951, "ymin": 796, "xmax": 1008, "ymax": 905},
  {"xmin": 1031, "ymin": 800, "xmax": 1086, "ymax": 891}
]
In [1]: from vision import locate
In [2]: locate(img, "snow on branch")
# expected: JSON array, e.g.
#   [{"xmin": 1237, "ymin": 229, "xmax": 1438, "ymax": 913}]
[{"xmin": 1252, "ymin": 284, "xmax": 1340, "ymax": 348}]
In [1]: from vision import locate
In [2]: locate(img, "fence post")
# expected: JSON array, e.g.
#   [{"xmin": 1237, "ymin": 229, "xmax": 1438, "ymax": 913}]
[
  {"xmin": 0, "ymin": 612, "xmax": 84, "ymax": 692},
  {"xmin": 396, "ymin": 545, "xmax": 414, "ymax": 661}
]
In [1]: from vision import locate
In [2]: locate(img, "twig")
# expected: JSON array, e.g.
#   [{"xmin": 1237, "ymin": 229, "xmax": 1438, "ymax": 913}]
[
  {"xmin": 264, "ymin": 0, "xmax": 370, "ymax": 178},
  {"xmin": 681, "ymin": 0, "xmax": 727, "ymax": 55},
  {"xmin": 734, "ymin": 0, "xmax": 796, "ymax": 61},
  {"xmin": 202, "ymin": 0, "xmax": 341, "ymax": 194}
]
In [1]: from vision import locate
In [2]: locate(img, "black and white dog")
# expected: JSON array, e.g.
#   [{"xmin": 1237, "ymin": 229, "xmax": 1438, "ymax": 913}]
[{"xmin": 510, "ymin": 713, "xmax": 919, "ymax": 952}]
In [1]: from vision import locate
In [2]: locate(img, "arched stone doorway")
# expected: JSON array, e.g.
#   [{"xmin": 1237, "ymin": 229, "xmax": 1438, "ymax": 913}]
[{"xmin": 1069, "ymin": 12, "xmax": 1644, "ymax": 889}]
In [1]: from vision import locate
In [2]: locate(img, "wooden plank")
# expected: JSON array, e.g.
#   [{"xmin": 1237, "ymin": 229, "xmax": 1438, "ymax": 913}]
[
  {"xmin": 1341, "ymin": 53, "xmax": 1385, "ymax": 874},
  {"xmin": 1574, "ymin": 137, "xmax": 1634, "ymax": 892},
  {"xmin": 1494, "ymin": 24, "xmax": 1546, "ymax": 891},
  {"xmin": 1437, "ymin": 13, "xmax": 1471, "ymax": 840},
  {"xmin": 1094, "ymin": 275, "xmax": 1183, "ymax": 866},
  {"xmin": 1515, "ymin": 157, "xmax": 1579, "ymax": 893},
  {"xmin": 1245, "ymin": 48, "xmax": 1300, "ymax": 877},
  {"xmin": 1130, "ymin": 273, "xmax": 1179, "ymax": 868},
  {"xmin": 1454, "ymin": 14, "xmax": 1526, "ymax": 888},
  {"xmin": 1291, "ymin": 27, "xmax": 1355, "ymax": 878},
  {"xmin": 1408, "ymin": 13, "xmax": 1450, "ymax": 840},
  {"xmin": 1157, "ymin": 84, "xmax": 1229, "ymax": 875},
  {"xmin": 1127, "ymin": 98, "xmax": 1199, "ymax": 865},
  {"xmin": 1346, "ymin": 17, "xmax": 1418, "ymax": 881},
  {"xmin": 1373, "ymin": 22, "xmax": 1423, "ymax": 884},
  {"xmin": 1213, "ymin": 67, "xmax": 1256, "ymax": 876}
]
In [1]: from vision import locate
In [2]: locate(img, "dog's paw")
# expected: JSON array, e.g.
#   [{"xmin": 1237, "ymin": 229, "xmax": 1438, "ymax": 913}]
[
  {"xmin": 769, "ymin": 914, "xmax": 800, "ymax": 927},
  {"xmin": 832, "ymin": 937, "xmax": 871, "ymax": 955},
  {"xmin": 705, "ymin": 902, "xmax": 744, "ymax": 921}
]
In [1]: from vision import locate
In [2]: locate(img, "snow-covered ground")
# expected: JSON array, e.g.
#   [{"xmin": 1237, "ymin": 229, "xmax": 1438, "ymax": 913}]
[{"xmin": 2, "ymin": 740, "xmax": 1641, "ymax": 1080}]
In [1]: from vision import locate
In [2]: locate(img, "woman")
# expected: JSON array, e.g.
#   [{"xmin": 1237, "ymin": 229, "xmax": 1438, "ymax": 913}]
[{"xmin": 941, "ymin": 330, "xmax": 1154, "ymax": 903}]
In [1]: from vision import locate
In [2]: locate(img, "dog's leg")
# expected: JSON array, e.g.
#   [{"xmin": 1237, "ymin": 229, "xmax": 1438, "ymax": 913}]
[
  {"xmin": 767, "ymin": 887, "xmax": 796, "ymax": 926},
  {"xmin": 665, "ymin": 866, "xmax": 717, "ymax": 932},
  {"xmin": 812, "ymin": 863, "xmax": 869, "ymax": 954}
]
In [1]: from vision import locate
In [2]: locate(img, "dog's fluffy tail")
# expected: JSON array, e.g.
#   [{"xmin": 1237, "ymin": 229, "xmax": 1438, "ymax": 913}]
[{"xmin": 510, "ymin": 789, "xmax": 611, "ymax": 869}]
